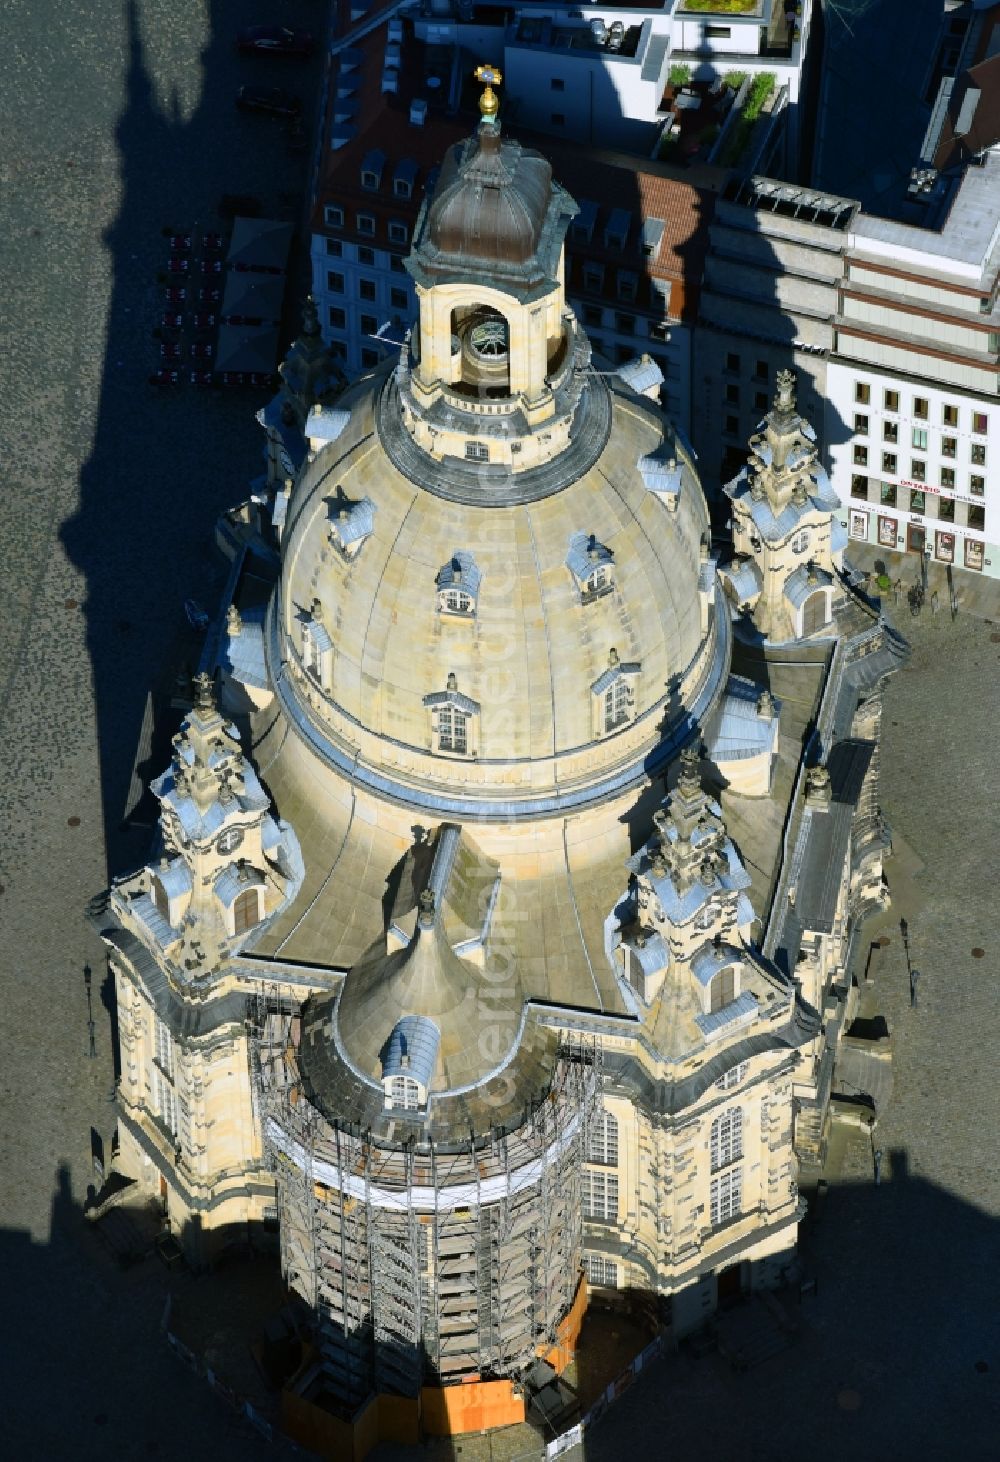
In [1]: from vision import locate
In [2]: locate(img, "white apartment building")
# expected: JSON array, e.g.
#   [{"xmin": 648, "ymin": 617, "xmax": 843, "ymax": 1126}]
[{"xmin": 830, "ymin": 152, "xmax": 1000, "ymax": 583}]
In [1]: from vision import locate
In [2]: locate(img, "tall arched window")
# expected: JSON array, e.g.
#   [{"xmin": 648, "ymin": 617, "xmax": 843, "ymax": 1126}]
[
  {"xmin": 588, "ymin": 1109, "xmax": 619, "ymax": 1166},
  {"xmin": 710, "ymin": 1107, "xmax": 743, "ymax": 1172},
  {"xmin": 233, "ymin": 887, "xmax": 259, "ymax": 936}
]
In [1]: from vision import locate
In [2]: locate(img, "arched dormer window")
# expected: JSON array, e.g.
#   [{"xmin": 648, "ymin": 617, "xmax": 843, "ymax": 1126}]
[
  {"xmin": 566, "ymin": 532, "xmax": 614, "ymax": 602},
  {"xmin": 424, "ymin": 675, "xmax": 480, "ymax": 758},
  {"xmin": 233, "ymin": 887, "xmax": 260, "ymax": 936},
  {"xmin": 436, "ymin": 551, "xmax": 481, "ymax": 617},
  {"xmin": 387, "ymin": 1075, "xmax": 420, "ymax": 1110},
  {"xmin": 710, "ymin": 965, "xmax": 736, "ymax": 1013},
  {"xmin": 801, "ymin": 588, "xmax": 831, "ymax": 636},
  {"xmin": 591, "ymin": 650, "xmax": 640, "ymax": 738},
  {"xmin": 301, "ymin": 599, "xmax": 332, "ymax": 688},
  {"xmin": 328, "ymin": 490, "xmax": 375, "ymax": 560}
]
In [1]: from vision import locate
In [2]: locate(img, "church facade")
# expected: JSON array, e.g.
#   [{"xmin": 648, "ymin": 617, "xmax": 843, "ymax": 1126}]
[{"xmin": 90, "ymin": 80, "xmax": 906, "ymax": 1449}]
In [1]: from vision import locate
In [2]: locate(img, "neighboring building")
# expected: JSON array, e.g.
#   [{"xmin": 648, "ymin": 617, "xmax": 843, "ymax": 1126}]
[
  {"xmin": 693, "ymin": 155, "xmax": 1000, "ymax": 584},
  {"xmin": 90, "ymin": 92, "xmax": 904, "ymax": 1457},
  {"xmin": 694, "ymin": 173, "xmax": 856, "ymax": 494},
  {"xmin": 413, "ymin": 0, "xmax": 814, "ymax": 168}
]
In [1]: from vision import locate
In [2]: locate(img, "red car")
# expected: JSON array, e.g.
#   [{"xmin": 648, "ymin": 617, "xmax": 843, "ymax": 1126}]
[
  {"xmin": 193, "ymin": 312, "xmax": 216, "ymax": 330},
  {"xmin": 160, "ymin": 311, "xmax": 184, "ymax": 330},
  {"xmin": 164, "ymin": 286, "xmax": 187, "ymax": 304},
  {"xmin": 200, "ymin": 257, "xmax": 222, "ymax": 275},
  {"xmin": 149, "ymin": 369, "xmax": 180, "ymax": 386},
  {"xmin": 190, "ymin": 342, "xmax": 214, "ymax": 360},
  {"xmin": 159, "ymin": 342, "xmax": 181, "ymax": 361},
  {"xmin": 236, "ymin": 26, "xmax": 314, "ymax": 57},
  {"xmin": 198, "ymin": 287, "xmax": 221, "ymax": 305},
  {"xmin": 167, "ymin": 257, "xmax": 189, "ymax": 274}
]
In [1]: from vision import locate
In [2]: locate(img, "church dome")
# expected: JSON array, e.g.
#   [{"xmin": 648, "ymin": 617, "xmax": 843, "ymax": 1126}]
[
  {"xmin": 267, "ymin": 361, "xmax": 726, "ymax": 822},
  {"xmin": 428, "ymin": 126, "xmax": 552, "ymax": 267}
]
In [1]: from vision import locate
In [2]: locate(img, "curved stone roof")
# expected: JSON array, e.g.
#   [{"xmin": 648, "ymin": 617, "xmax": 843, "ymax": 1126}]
[
  {"xmin": 274, "ymin": 362, "xmax": 718, "ymax": 818},
  {"xmin": 336, "ymin": 903, "xmax": 522, "ymax": 1095},
  {"xmin": 429, "ymin": 125, "xmax": 552, "ymax": 267}
]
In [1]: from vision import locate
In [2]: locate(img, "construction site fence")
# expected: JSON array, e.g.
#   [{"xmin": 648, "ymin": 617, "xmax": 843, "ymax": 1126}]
[
  {"xmin": 163, "ymin": 1324, "xmax": 309, "ymax": 1455},
  {"xmin": 544, "ymin": 1331, "xmax": 666, "ymax": 1459}
]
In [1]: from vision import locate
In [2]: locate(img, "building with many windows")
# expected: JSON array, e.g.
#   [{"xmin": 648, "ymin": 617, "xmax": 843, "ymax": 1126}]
[{"xmin": 91, "ymin": 90, "xmax": 904, "ymax": 1456}]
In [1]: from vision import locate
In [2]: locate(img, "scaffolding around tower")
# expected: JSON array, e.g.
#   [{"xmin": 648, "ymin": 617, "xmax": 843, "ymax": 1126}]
[{"xmin": 251, "ymin": 990, "xmax": 598, "ymax": 1424}]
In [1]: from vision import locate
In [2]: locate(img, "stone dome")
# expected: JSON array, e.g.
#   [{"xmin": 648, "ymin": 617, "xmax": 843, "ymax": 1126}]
[
  {"xmin": 268, "ymin": 361, "xmax": 726, "ymax": 822},
  {"xmin": 427, "ymin": 125, "xmax": 553, "ymax": 267}
]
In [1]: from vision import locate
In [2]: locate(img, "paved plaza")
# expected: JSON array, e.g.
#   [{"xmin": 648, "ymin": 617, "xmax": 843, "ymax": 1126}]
[{"xmin": 1, "ymin": 2, "xmax": 997, "ymax": 1458}]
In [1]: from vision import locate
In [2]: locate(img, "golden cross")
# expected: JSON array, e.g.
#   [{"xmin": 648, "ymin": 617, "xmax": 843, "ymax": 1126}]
[{"xmin": 475, "ymin": 63, "xmax": 502, "ymax": 118}]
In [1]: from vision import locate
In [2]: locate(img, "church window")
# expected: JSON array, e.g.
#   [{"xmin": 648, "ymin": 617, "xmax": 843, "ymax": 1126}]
[
  {"xmin": 588, "ymin": 1109, "xmax": 619, "ymax": 1167},
  {"xmin": 592, "ymin": 654, "xmax": 639, "ymax": 738},
  {"xmin": 436, "ymin": 552, "xmax": 480, "ymax": 617},
  {"xmin": 387, "ymin": 1075, "xmax": 420, "ymax": 1111},
  {"xmin": 709, "ymin": 965, "xmax": 736, "ymax": 1013},
  {"xmin": 465, "ymin": 441, "xmax": 489, "ymax": 462},
  {"xmin": 437, "ymin": 705, "xmax": 468, "ymax": 754},
  {"xmin": 715, "ymin": 1062, "xmax": 749, "ymax": 1091},
  {"xmin": 710, "ymin": 1107, "xmax": 743, "ymax": 1171},
  {"xmin": 710, "ymin": 1167, "xmax": 741, "ymax": 1227},
  {"xmin": 582, "ymin": 1170, "xmax": 618, "ymax": 1222},
  {"xmin": 791, "ymin": 530, "xmax": 809, "ymax": 554},
  {"xmin": 586, "ymin": 564, "xmax": 610, "ymax": 595},
  {"xmin": 585, "ymin": 1254, "xmax": 619, "ymax": 1288},
  {"xmin": 233, "ymin": 887, "xmax": 260, "ymax": 936}
]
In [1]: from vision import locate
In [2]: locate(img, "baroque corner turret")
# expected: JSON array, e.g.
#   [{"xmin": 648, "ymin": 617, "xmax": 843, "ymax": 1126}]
[{"xmin": 721, "ymin": 369, "xmax": 849, "ymax": 643}]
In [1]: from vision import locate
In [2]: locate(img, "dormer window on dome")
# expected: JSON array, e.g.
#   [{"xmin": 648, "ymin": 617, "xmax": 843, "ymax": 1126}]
[
  {"xmin": 592, "ymin": 649, "xmax": 639, "ymax": 738},
  {"xmin": 424, "ymin": 675, "xmax": 480, "ymax": 757},
  {"xmin": 380, "ymin": 1014, "xmax": 439, "ymax": 1113},
  {"xmin": 301, "ymin": 599, "xmax": 333, "ymax": 688},
  {"xmin": 436, "ymin": 551, "xmax": 481, "ymax": 617},
  {"xmin": 327, "ymin": 490, "xmax": 374, "ymax": 560},
  {"xmin": 567, "ymin": 532, "xmax": 614, "ymax": 601},
  {"xmin": 616, "ymin": 924, "xmax": 669, "ymax": 1007}
]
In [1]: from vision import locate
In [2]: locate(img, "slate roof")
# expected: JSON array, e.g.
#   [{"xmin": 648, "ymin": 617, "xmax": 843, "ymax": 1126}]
[
  {"xmin": 222, "ymin": 607, "xmax": 268, "ymax": 691},
  {"xmin": 784, "ymin": 564, "xmax": 834, "ymax": 610},
  {"xmin": 695, "ymin": 989, "xmax": 758, "ymax": 1040},
  {"xmin": 616, "ymin": 356, "xmax": 664, "ymax": 396}
]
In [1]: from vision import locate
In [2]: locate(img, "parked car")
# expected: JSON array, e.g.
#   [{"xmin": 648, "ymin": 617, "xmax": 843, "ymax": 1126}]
[
  {"xmin": 235, "ymin": 85, "xmax": 302, "ymax": 119},
  {"xmin": 149, "ymin": 369, "xmax": 180, "ymax": 387},
  {"xmin": 236, "ymin": 26, "xmax": 314, "ymax": 57}
]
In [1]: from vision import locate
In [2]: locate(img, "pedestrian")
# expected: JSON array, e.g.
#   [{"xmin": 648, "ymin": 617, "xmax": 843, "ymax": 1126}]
[
  {"xmin": 892, "ymin": 576, "xmax": 902, "ymax": 605},
  {"xmin": 930, "ymin": 590, "xmax": 940, "ymax": 616}
]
